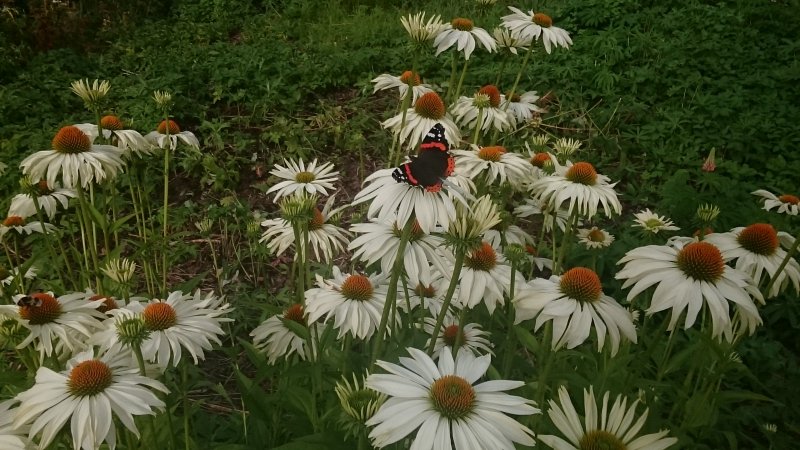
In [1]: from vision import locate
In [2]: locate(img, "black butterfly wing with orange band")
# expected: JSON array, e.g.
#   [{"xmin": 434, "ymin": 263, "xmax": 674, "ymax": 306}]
[{"xmin": 392, "ymin": 123, "xmax": 455, "ymax": 191}]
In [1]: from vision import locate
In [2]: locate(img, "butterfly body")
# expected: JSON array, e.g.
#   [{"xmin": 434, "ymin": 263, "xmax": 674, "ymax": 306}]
[
  {"xmin": 392, "ymin": 123, "xmax": 455, "ymax": 192},
  {"xmin": 17, "ymin": 295, "xmax": 42, "ymax": 308}
]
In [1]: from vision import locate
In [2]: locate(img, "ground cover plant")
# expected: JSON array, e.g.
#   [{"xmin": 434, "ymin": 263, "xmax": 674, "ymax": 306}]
[{"xmin": 1, "ymin": 0, "xmax": 800, "ymax": 449}]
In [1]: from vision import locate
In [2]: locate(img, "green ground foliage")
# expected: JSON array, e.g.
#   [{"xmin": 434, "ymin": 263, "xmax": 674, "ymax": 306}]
[{"xmin": 2, "ymin": 0, "xmax": 800, "ymax": 448}]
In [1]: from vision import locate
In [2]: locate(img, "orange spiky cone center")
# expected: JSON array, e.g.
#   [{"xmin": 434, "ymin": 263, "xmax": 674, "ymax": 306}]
[
  {"xmin": 283, "ymin": 304, "xmax": 306, "ymax": 325},
  {"xmin": 737, "ymin": 223, "xmax": 778, "ymax": 256},
  {"xmin": 3, "ymin": 216, "xmax": 25, "ymax": 227},
  {"xmin": 400, "ymin": 71, "xmax": 422, "ymax": 86},
  {"xmin": 52, "ymin": 126, "xmax": 91, "ymax": 154},
  {"xmin": 308, "ymin": 208, "xmax": 324, "ymax": 231},
  {"xmin": 68, "ymin": 359, "xmax": 113, "ymax": 397},
  {"xmin": 478, "ymin": 146, "xmax": 506, "ymax": 162},
  {"xmin": 588, "ymin": 228, "xmax": 606, "ymax": 242},
  {"xmin": 430, "ymin": 375, "xmax": 475, "ymax": 419},
  {"xmin": 677, "ymin": 242, "xmax": 725, "ymax": 282},
  {"xmin": 414, "ymin": 283, "xmax": 436, "ymax": 298},
  {"xmin": 451, "ymin": 18, "xmax": 474, "ymax": 31},
  {"xmin": 442, "ymin": 325, "xmax": 465, "ymax": 347},
  {"xmin": 530, "ymin": 152, "xmax": 551, "ymax": 168},
  {"xmin": 157, "ymin": 119, "xmax": 181, "ymax": 134},
  {"xmin": 478, "ymin": 85, "xmax": 501, "ymax": 108},
  {"xmin": 779, "ymin": 194, "xmax": 799, "ymax": 205},
  {"xmin": 19, "ymin": 293, "xmax": 62, "ymax": 325},
  {"xmin": 89, "ymin": 294, "xmax": 119, "ymax": 313},
  {"xmin": 559, "ymin": 267, "xmax": 602, "ymax": 303},
  {"xmin": 464, "ymin": 242, "xmax": 497, "ymax": 272},
  {"xmin": 100, "ymin": 115, "xmax": 123, "ymax": 131},
  {"xmin": 533, "ymin": 13, "xmax": 553, "ymax": 28},
  {"xmin": 143, "ymin": 302, "xmax": 177, "ymax": 330},
  {"xmin": 341, "ymin": 275, "xmax": 374, "ymax": 302},
  {"xmin": 566, "ymin": 162, "xmax": 598, "ymax": 185},
  {"xmin": 414, "ymin": 92, "xmax": 446, "ymax": 120}
]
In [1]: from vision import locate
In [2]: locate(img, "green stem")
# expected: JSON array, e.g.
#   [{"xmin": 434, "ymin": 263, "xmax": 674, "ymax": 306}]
[
  {"xmin": 76, "ymin": 185, "xmax": 102, "ymax": 292},
  {"xmin": 182, "ymin": 363, "xmax": 191, "ymax": 450},
  {"xmin": 370, "ymin": 218, "xmax": 415, "ymax": 367},
  {"xmin": 453, "ymin": 58, "xmax": 471, "ymax": 104},
  {"xmin": 471, "ymin": 107, "xmax": 484, "ymax": 146},
  {"xmin": 427, "ymin": 249, "xmax": 466, "ymax": 356},
  {"xmin": 763, "ymin": 230, "xmax": 800, "ymax": 297},
  {"xmin": 554, "ymin": 208, "xmax": 579, "ymax": 275},
  {"xmin": 445, "ymin": 51, "xmax": 458, "ymax": 103},
  {"xmin": 162, "ymin": 141, "xmax": 171, "ymax": 296},
  {"xmin": 502, "ymin": 260, "xmax": 518, "ymax": 376},
  {"xmin": 30, "ymin": 196, "xmax": 68, "ymax": 289}
]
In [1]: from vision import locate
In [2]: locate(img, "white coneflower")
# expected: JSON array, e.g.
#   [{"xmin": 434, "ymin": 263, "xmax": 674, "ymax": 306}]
[
  {"xmin": 305, "ymin": 268, "xmax": 394, "ymax": 340},
  {"xmin": 423, "ymin": 313, "xmax": 493, "ymax": 360},
  {"xmin": 502, "ymin": 90, "xmax": 544, "ymax": 128},
  {"xmin": 501, "ymin": 8, "xmax": 572, "ymax": 53},
  {"xmin": 492, "ymin": 27, "xmax": 529, "ymax": 55},
  {"xmin": 13, "ymin": 349, "xmax": 167, "ymax": 450},
  {"xmin": 9, "ymin": 179, "xmax": 75, "ymax": 220},
  {"xmin": 144, "ymin": 119, "xmax": 199, "ymax": 150},
  {"xmin": 265, "ymin": 158, "xmax": 339, "ymax": 202},
  {"xmin": 752, "ymin": 189, "xmax": 799, "ymax": 216},
  {"xmin": 251, "ymin": 304, "xmax": 322, "ymax": 364},
  {"xmin": 456, "ymin": 241, "xmax": 519, "ymax": 314},
  {"xmin": 515, "ymin": 268, "xmax": 637, "ymax": 355},
  {"xmin": 451, "ymin": 85, "xmax": 510, "ymax": 133},
  {"xmin": 101, "ymin": 257, "xmax": 136, "ymax": 284},
  {"xmin": 401, "ymin": 11, "xmax": 447, "ymax": 44},
  {"xmin": 371, "ymin": 71, "xmax": 433, "ymax": 104},
  {"xmin": 632, "ymin": 208, "xmax": 680, "ymax": 234},
  {"xmin": 74, "ymin": 116, "xmax": 152, "ymax": 157},
  {"xmin": 0, "ymin": 399, "xmax": 30, "ymax": 450},
  {"xmin": 577, "ymin": 226, "xmax": 615, "ymax": 249},
  {"xmin": 452, "ymin": 145, "xmax": 531, "ymax": 186},
  {"xmin": 539, "ymin": 386, "xmax": 678, "ymax": 450},
  {"xmin": 366, "ymin": 347, "xmax": 538, "ymax": 449},
  {"xmin": 0, "ymin": 215, "xmax": 54, "ymax": 238},
  {"xmin": 20, "ymin": 125, "xmax": 125, "ymax": 189},
  {"xmin": 530, "ymin": 161, "xmax": 622, "ymax": 219},
  {"xmin": 70, "ymin": 78, "xmax": 110, "ymax": 109},
  {"xmin": 382, "ymin": 91, "xmax": 461, "ymax": 150},
  {"xmin": 434, "ymin": 17, "xmax": 496, "ymax": 60},
  {"xmin": 617, "ymin": 240, "xmax": 763, "ymax": 340}
]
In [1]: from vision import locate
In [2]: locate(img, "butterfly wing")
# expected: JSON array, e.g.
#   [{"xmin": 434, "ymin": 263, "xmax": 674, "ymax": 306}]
[{"xmin": 392, "ymin": 123, "xmax": 454, "ymax": 189}]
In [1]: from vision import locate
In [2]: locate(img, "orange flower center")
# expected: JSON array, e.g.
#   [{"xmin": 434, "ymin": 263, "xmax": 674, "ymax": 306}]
[
  {"xmin": 52, "ymin": 126, "xmax": 91, "ymax": 154},
  {"xmin": 533, "ymin": 13, "xmax": 553, "ymax": 28},
  {"xmin": 19, "ymin": 293, "xmax": 62, "ymax": 325},
  {"xmin": 100, "ymin": 115, "xmax": 124, "ymax": 131},
  {"xmin": 143, "ymin": 302, "xmax": 177, "ymax": 330},
  {"xmin": 414, "ymin": 283, "xmax": 436, "ymax": 298},
  {"xmin": 400, "ymin": 70, "xmax": 421, "ymax": 86},
  {"xmin": 430, "ymin": 375, "xmax": 475, "ymax": 419},
  {"xmin": 68, "ymin": 360, "xmax": 113, "ymax": 397},
  {"xmin": 283, "ymin": 304, "xmax": 306, "ymax": 325},
  {"xmin": 89, "ymin": 294, "xmax": 119, "ymax": 313},
  {"xmin": 578, "ymin": 429, "xmax": 626, "ymax": 450},
  {"xmin": 526, "ymin": 245, "xmax": 538, "ymax": 256},
  {"xmin": 442, "ymin": 325, "xmax": 465, "ymax": 347},
  {"xmin": 3, "ymin": 216, "xmax": 25, "ymax": 227},
  {"xmin": 464, "ymin": 242, "xmax": 497, "ymax": 272},
  {"xmin": 566, "ymin": 162, "xmax": 598, "ymax": 185},
  {"xmin": 392, "ymin": 220, "xmax": 425, "ymax": 241},
  {"xmin": 414, "ymin": 92, "xmax": 446, "ymax": 120},
  {"xmin": 308, "ymin": 208, "xmax": 324, "ymax": 231},
  {"xmin": 588, "ymin": 228, "xmax": 606, "ymax": 242},
  {"xmin": 779, "ymin": 194, "xmax": 799, "ymax": 205},
  {"xmin": 478, "ymin": 146, "xmax": 506, "ymax": 162},
  {"xmin": 676, "ymin": 242, "xmax": 725, "ymax": 282},
  {"xmin": 451, "ymin": 18, "xmax": 474, "ymax": 31},
  {"xmin": 340, "ymin": 275, "xmax": 374, "ymax": 302},
  {"xmin": 559, "ymin": 267, "xmax": 602, "ymax": 303},
  {"xmin": 506, "ymin": 91, "xmax": 521, "ymax": 102},
  {"xmin": 737, "ymin": 223, "xmax": 778, "ymax": 256},
  {"xmin": 530, "ymin": 152, "xmax": 551, "ymax": 168},
  {"xmin": 478, "ymin": 85, "xmax": 501, "ymax": 108},
  {"xmin": 157, "ymin": 119, "xmax": 181, "ymax": 134},
  {"xmin": 37, "ymin": 180, "xmax": 54, "ymax": 195}
]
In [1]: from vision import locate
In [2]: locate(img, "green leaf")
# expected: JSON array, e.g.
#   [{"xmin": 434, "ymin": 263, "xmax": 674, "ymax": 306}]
[
  {"xmin": 513, "ymin": 326, "xmax": 539, "ymax": 354},
  {"xmin": 282, "ymin": 318, "xmax": 310, "ymax": 340},
  {"xmin": 272, "ymin": 433, "xmax": 351, "ymax": 450}
]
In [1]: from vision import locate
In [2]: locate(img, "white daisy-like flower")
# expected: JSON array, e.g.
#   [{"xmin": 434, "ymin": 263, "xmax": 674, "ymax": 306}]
[
  {"xmin": 401, "ymin": 11, "xmax": 447, "ymax": 44},
  {"xmin": 434, "ymin": 17, "xmax": 497, "ymax": 60},
  {"xmin": 705, "ymin": 223, "xmax": 800, "ymax": 298},
  {"xmin": 13, "ymin": 349, "xmax": 167, "ymax": 450},
  {"xmin": 349, "ymin": 217, "xmax": 451, "ymax": 287},
  {"xmin": 0, "ymin": 215, "xmax": 54, "ymax": 238},
  {"xmin": 539, "ymin": 386, "xmax": 678, "ymax": 450},
  {"xmin": 484, "ymin": 224, "xmax": 535, "ymax": 252},
  {"xmin": 0, "ymin": 399, "xmax": 30, "ymax": 450},
  {"xmin": 8, "ymin": 181, "xmax": 75, "ymax": 220},
  {"xmin": 0, "ymin": 291, "xmax": 105, "ymax": 358},
  {"xmin": 752, "ymin": 189, "xmax": 800, "ymax": 216},
  {"xmin": 530, "ymin": 161, "xmax": 622, "ymax": 219},
  {"xmin": 632, "ymin": 209, "xmax": 680, "ymax": 234},
  {"xmin": 514, "ymin": 268, "xmax": 637, "ymax": 355},
  {"xmin": 101, "ymin": 257, "xmax": 137, "ymax": 285},
  {"xmin": 492, "ymin": 27, "xmax": 530, "ymax": 55},
  {"xmin": 20, "ymin": 125, "xmax": 125, "ymax": 189},
  {"xmin": 1, "ymin": 265, "xmax": 37, "ymax": 288},
  {"xmin": 125, "ymin": 290, "xmax": 233, "ymax": 367},
  {"xmin": 74, "ymin": 116, "xmax": 151, "ymax": 158},
  {"xmin": 260, "ymin": 196, "xmax": 350, "ymax": 262},
  {"xmin": 366, "ymin": 347, "xmax": 538, "ymax": 449},
  {"xmin": 399, "ymin": 270, "xmax": 456, "ymax": 318},
  {"xmin": 251, "ymin": 304, "xmax": 322, "ymax": 365},
  {"xmin": 525, "ymin": 149, "xmax": 556, "ymax": 181},
  {"xmin": 452, "ymin": 145, "xmax": 531, "ymax": 186},
  {"xmin": 305, "ymin": 267, "xmax": 395, "ymax": 340},
  {"xmin": 265, "ymin": 158, "xmax": 338, "ymax": 202},
  {"xmin": 423, "ymin": 313, "xmax": 493, "ymax": 360},
  {"xmin": 456, "ymin": 241, "xmax": 520, "ymax": 314},
  {"xmin": 353, "ymin": 167, "xmax": 471, "ymax": 235},
  {"xmin": 616, "ymin": 240, "xmax": 763, "ymax": 340},
  {"xmin": 515, "ymin": 198, "xmax": 573, "ymax": 233},
  {"xmin": 502, "ymin": 90, "xmax": 544, "ymax": 128},
  {"xmin": 501, "ymin": 7, "xmax": 572, "ymax": 54},
  {"xmin": 577, "ymin": 226, "xmax": 615, "ymax": 249},
  {"xmin": 451, "ymin": 85, "xmax": 510, "ymax": 134},
  {"xmin": 70, "ymin": 78, "xmax": 109, "ymax": 107},
  {"xmin": 382, "ymin": 91, "xmax": 461, "ymax": 151},
  {"xmin": 371, "ymin": 71, "xmax": 433, "ymax": 104},
  {"xmin": 144, "ymin": 119, "xmax": 199, "ymax": 150}
]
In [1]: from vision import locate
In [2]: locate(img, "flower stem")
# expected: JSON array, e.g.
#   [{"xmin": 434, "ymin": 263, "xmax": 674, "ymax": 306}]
[
  {"xmin": 453, "ymin": 58, "xmax": 471, "ymax": 104},
  {"xmin": 370, "ymin": 217, "xmax": 415, "ymax": 367},
  {"xmin": 427, "ymin": 248, "xmax": 466, "ymax": 356},
  {"xmin": 472, "ymin": 107, "xmax": 484, "ymax": 146},
  {"xmin": 30, "ymin": 196, "xmax": 69, "ymax": 289},
  {"xmin": 162, "ymin": 137, "xmax": 171, "ymax": 296},
  {"xmin": 763, "ymin": 230, "xmax": 800, "ymax": 297},
  {"xmin": 554, "ymin": 208, "xmax": 579, "ymax": 275}
]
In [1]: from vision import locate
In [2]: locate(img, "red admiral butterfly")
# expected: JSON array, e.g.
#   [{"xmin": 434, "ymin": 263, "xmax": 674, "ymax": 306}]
[{"xmin": 391, "ymin": 123, "xmax": 455, "ymax": 192}]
